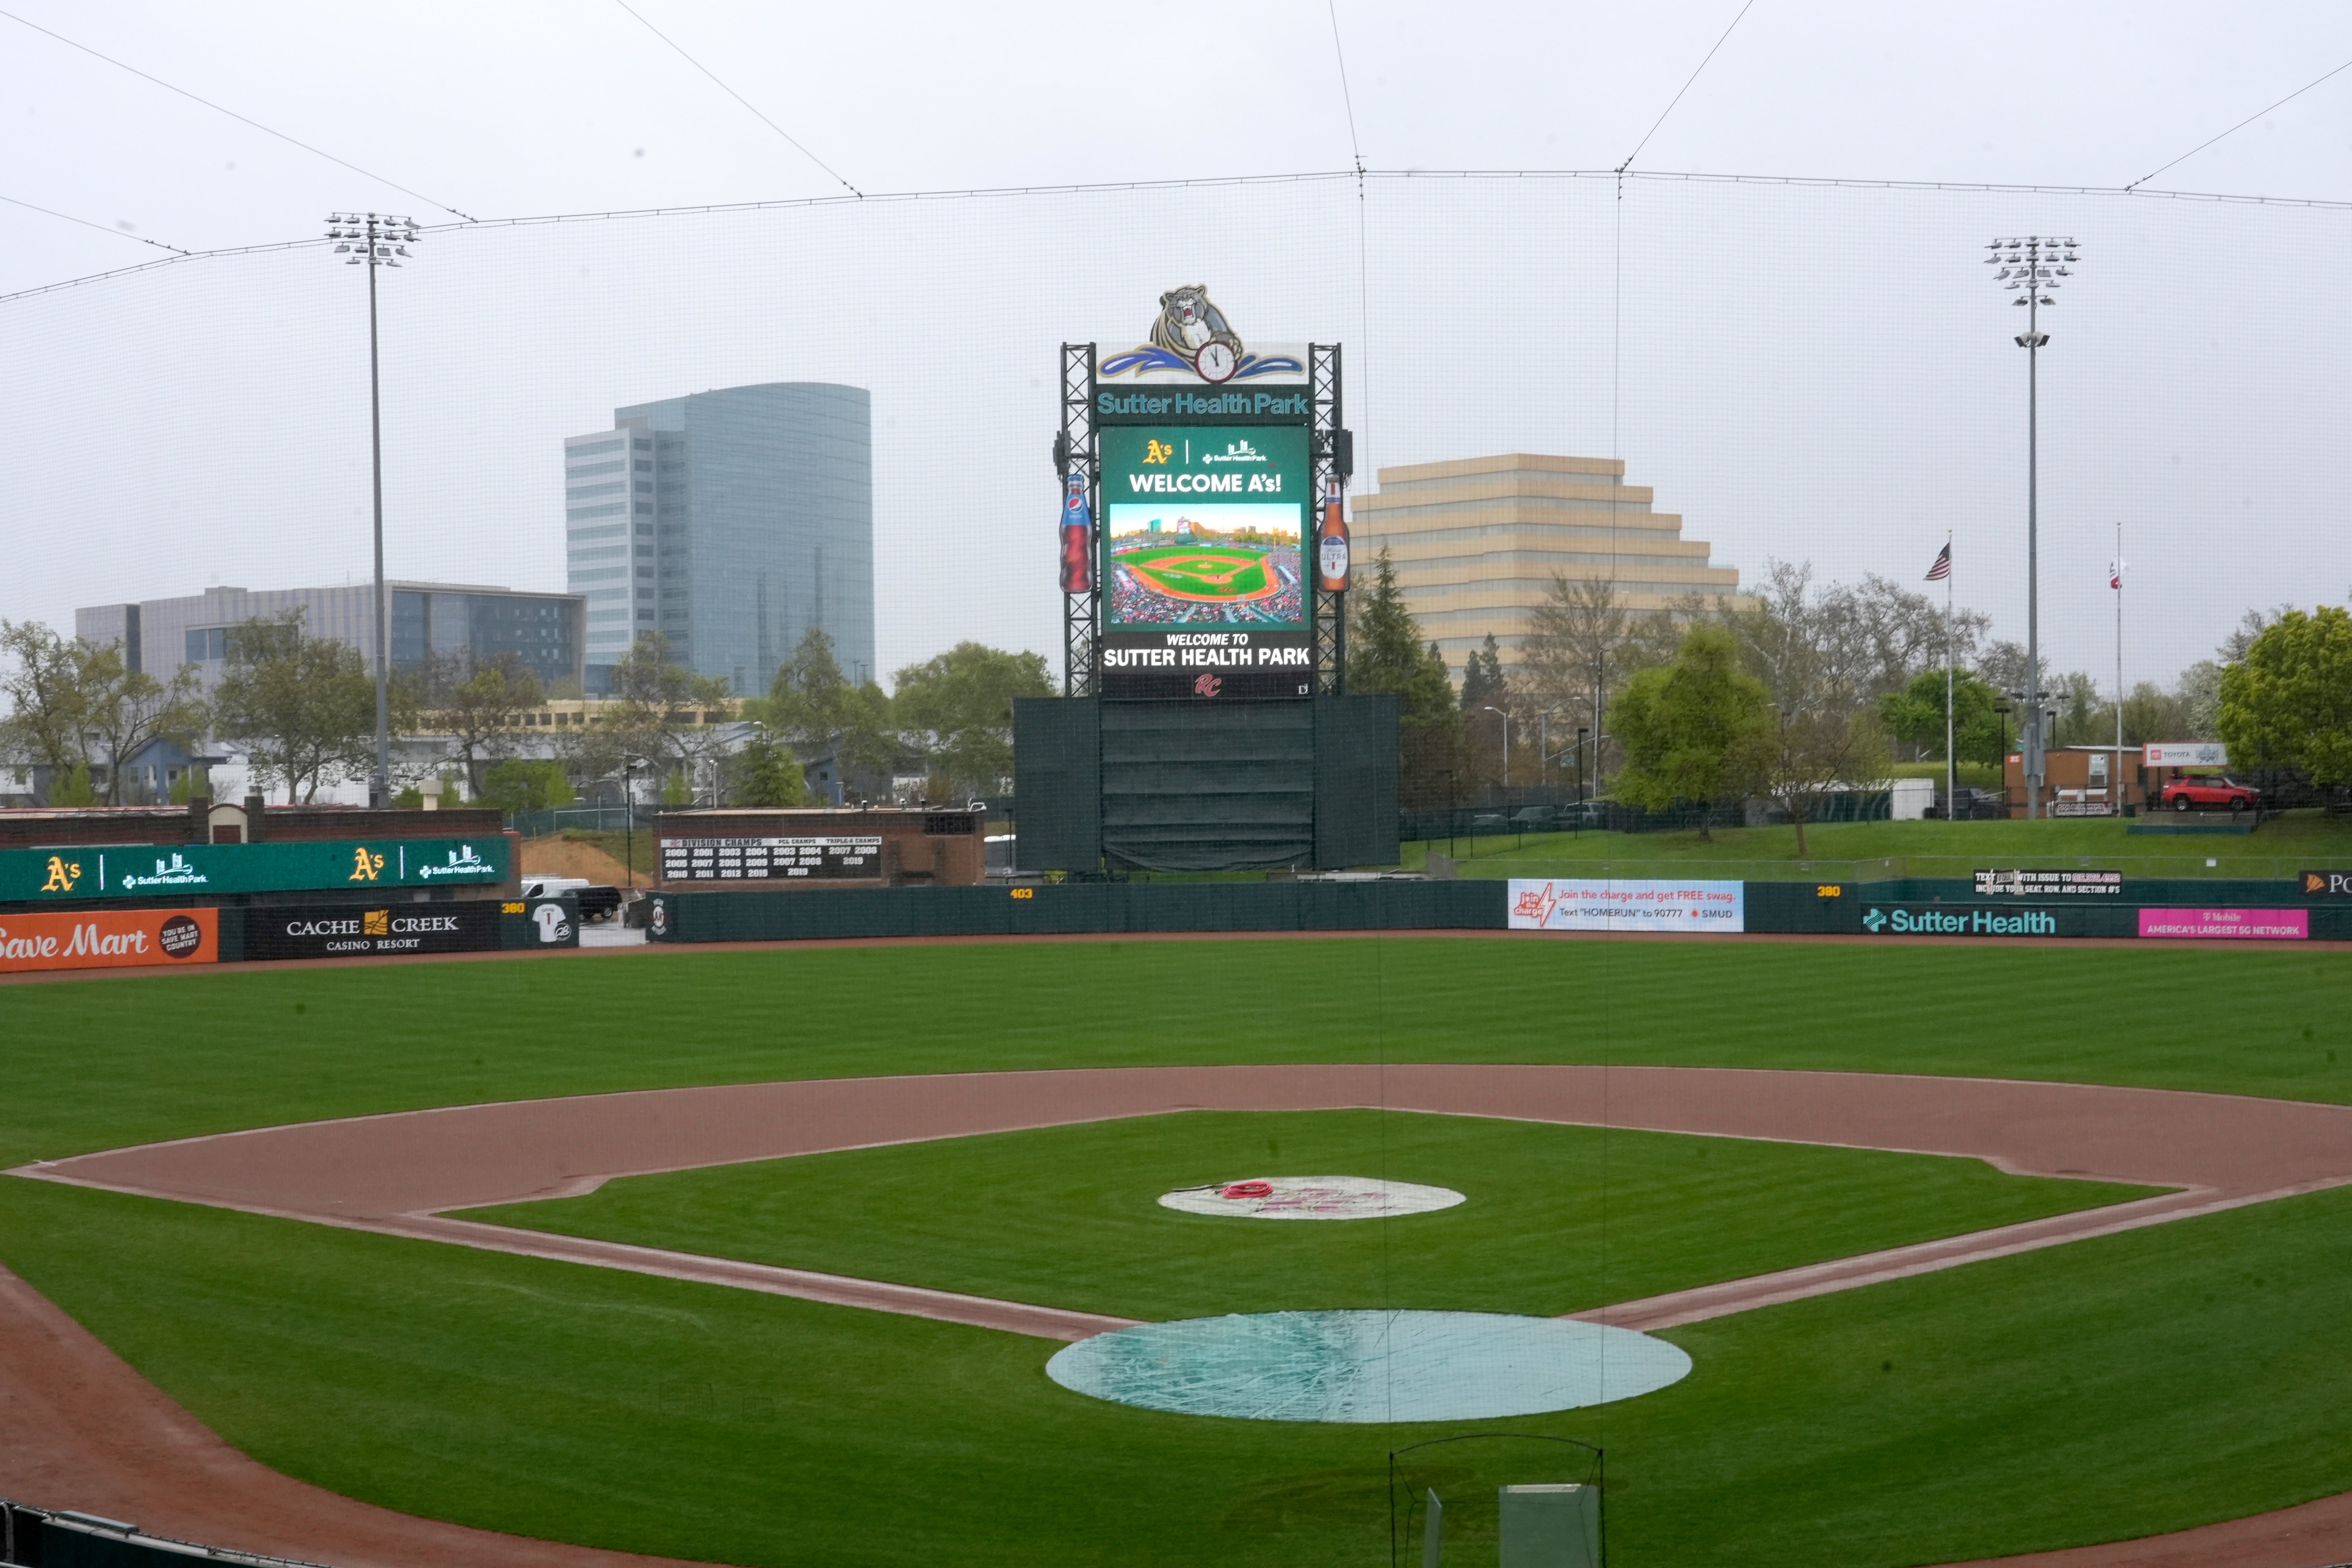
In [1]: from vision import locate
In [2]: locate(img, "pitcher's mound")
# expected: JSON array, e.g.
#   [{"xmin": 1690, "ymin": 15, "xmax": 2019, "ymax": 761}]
[{"xmin": 1158, "ymin": 1176, "xmax": 1464, "ymax": 1220}]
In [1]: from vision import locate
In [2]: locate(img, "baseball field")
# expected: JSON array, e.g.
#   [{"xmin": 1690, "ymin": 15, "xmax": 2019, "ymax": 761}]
[{"xmin": 3, "ymin": 936, "xmax": 2350, "ymax": 1567}]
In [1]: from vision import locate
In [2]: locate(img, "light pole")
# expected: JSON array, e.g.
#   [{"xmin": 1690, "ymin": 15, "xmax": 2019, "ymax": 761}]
[
  {"xmin": 1986, "ymin": 234, "xmax": 2079, "ymax": 818},
  {"xmin": 327, "ymin": 213, "xmax": 421, "ymax": 809}
]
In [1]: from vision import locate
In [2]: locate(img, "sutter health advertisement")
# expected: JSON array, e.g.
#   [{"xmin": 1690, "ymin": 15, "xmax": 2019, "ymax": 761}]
[
  {"xmin": 0, "ymin": 907, "xmax": 216, "ymax": 973},
  {"xmin": 1508, "ymin": 879, "xmax": 1745, "ymax": 933},
  {"xmin": 1099, "ymin": 423, "xmax": 1312, "ymax": 700}
]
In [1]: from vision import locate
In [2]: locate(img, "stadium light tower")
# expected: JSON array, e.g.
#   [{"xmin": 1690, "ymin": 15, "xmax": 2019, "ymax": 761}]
[
  {"xmin": 1985, "ymin": 234, "xmax": 2079, "ymax": 818},
  {"xmin": 326, "ymin": 212, "xmax": 422, "ymax": 809}
]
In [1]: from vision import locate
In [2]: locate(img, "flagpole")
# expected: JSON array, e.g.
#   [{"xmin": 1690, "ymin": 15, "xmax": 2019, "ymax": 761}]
[
  {"xmin": 1945, "ymin": 531, "xmax": 1956, "ymax": 820},
  {"xmin": 2114, "ymin": 521, "xmax": 2124, "ymax": 816}
]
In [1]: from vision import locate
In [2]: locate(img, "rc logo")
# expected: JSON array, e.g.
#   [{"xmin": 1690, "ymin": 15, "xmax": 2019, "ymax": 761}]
[
  {"xmin": 1193, "ymin": 673, "xmax": 1223, "ymax": 697},
  {"xmin": 1862, "ymin": 908, "xmax": 1888, "ymax": 932}
]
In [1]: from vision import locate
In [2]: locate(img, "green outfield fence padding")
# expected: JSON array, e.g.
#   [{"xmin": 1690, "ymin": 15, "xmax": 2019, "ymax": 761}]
[{"xmin": 646, "ymin": 879, "xmax": 1504, "ymax": 943}]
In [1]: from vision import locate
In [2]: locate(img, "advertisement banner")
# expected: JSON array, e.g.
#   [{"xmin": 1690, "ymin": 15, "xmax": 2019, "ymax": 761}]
[
  {"xmin": 1508, "ymin": 878, "xmax": 1745, "ymax": 933},
  {"xmin": 2299, "ymin": 871, "xmax": 2352, "ymax": 898},
  {"xmin": 2144, "ymin": 743, "xmax": 2227, "ymax": 768},
  {"xmin": 1098, "ymin": 423, "xmax": 1313, "ymax": 700},
  {"xmin": 0, "ymin": 907, "xmax": 217, "ymax": 973},
  {"xmin": 245, "ymin": 900, "xmax": 504, "ymax": 961},
  {"xmin": 2137, "ymin": 908, "xmax": 2308, "ymax": 941},
  {"xmin": 1860, "ymin": 904, "xmax": 2074, "ymax": 937},
  {"xmin": 0, "ymin": 837, "xmax": 510, "ymax": 903},
  {"xmin": 1974, "ymin": 870, "xmax": 2124, "ymax": 897}
]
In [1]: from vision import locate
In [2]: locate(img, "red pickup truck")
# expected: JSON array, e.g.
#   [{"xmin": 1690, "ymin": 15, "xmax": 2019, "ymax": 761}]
[{"xmin": 2159, "ymin": 774, "xmax": 2260, "ymax": 812}]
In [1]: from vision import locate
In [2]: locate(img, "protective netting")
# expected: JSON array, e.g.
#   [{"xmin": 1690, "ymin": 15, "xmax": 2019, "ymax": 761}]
[{"xmin": 5, "ymin": 174, "xmax": 2345, "ymax": 687}]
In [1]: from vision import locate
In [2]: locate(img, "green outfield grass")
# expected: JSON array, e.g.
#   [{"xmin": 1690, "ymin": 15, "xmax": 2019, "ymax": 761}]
[
  {"xmin": 0, "ymin": 940, "xmax": 2347, "ymax": 1566},
  {"xmin": 1406, "ymin": 806, "xmax": 2352, "ymax": 880},
  {"xmin": 465, "ymin": 1110, "xmax": 2148, "ymax": 1320}
]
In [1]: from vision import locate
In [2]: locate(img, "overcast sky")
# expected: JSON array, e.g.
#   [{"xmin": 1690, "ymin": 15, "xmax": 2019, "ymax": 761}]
[{"xmin": 5, "ymin": 1, "xmax": 2349, "ymax": 691}]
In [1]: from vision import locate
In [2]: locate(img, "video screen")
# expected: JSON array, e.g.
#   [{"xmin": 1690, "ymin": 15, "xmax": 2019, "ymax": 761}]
[{"xmin": 1105, "ymin": 503, "xmax": 1305, "ymax": 629}]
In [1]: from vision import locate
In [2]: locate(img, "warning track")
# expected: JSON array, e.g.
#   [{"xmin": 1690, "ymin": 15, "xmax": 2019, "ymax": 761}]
[{"xmin": 9, "ymin": 1064, "xmax": 2352, "ymax": 1568}]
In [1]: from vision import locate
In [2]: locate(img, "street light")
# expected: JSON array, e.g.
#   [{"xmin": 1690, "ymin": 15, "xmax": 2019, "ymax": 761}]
[
  {"xmin": 1985, "ymin": 233, "xmax": 2080, "ymax": 818},
  {"xmin": 326, "ymin": 212, "xmax": 422, "ymax": 809}
]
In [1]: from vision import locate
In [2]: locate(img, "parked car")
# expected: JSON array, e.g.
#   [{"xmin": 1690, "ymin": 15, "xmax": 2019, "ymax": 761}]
[
  {"xmin": 1508, "ymin": 805, "xmax": 1556, "ymax": 831},
  {"xmin": 2160, "ymin": 774, "xmax": 2260, "ymax": 812}
]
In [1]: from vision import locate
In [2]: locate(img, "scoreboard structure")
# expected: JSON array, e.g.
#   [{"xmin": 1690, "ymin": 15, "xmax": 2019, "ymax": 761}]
[{"xmin": 1020, "ymin": 298, "xmax": 1396, "ymax": 875}]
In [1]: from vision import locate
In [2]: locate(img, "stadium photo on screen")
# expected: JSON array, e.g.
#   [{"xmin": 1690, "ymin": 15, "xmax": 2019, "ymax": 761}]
[{"xmin": 1105, "ymin": 504, "xmax": 1305, "ymax": 628}]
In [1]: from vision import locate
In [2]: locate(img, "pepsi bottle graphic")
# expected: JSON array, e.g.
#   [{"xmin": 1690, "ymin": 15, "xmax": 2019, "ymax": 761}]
[
  {"xmin": 1059, "ymin": 471, "xmax": 1093, "ymax": 593},
  {"xmin": 1315, "ymin": 476, "xmax": 1351, "ymax": 592}
]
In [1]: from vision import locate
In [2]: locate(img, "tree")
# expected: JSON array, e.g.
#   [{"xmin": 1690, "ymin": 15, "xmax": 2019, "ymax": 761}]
[
  {"xmin": 1609, "ymin": 625, "xmax": 1772, "ymax": 838},
  {"xmin": 80, "ymin": 645, "xmax": 206, "ymax": 804},
  {"xmin": 2219, "ymin": 607, "xmax": 2352, "ymax": 785},
  {"xmin": 1762, "ymin": 707, "xmax": 1892, "ymax": 858},
  {"xmin": 478, "ymin": 757, "xmax": 574, "ymax": 817},
  {"xmin": 0, "ymin": 620, "xmax": 94, "ymax": 783},
  {"xmin": 891, "ymin": 642, "xmax": 1054, "ymax": 801},
  {"xmin": 1518, "ymin": 576, "xmax": 1653, "ymax": 789},
  {"xmin": 571, "ymin": 633, "xmax": 733, "ymax": 792},
  {"xmin": 1346, "ymin": 549, "xmax": 1463, "ymax": 809},
  {"xmin": 761, "ymin": 626, "xmax": 897, "ymax": 783},
  {"xmin": 1877, "ymin": 668, "xmax": 2005, "ymax": 766},
  {"xmin": 211, "ymin": 613, "xmax": 391, "ymax": 803},
  {"xmin": 1459, "ymin": 633, "xmax": 1510, "ymax": 785},
  {"xmin": 417, "ymin": 651, "xmax": 544, "ymax": 798},
  {"xmin": 2118, "ymin": 681, "xmax": 2192, "ymax": 747},
  {"xmin": 730, "ymin": 733, "xmax": 810, "ymax": 807}
]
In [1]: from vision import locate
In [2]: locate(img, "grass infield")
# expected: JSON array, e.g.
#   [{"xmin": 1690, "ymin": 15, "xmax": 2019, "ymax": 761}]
[
  {"xmin": 465, "ymin": 1110, "xmax": 2149, "ymax": 1321},
  {"xmin": 0, "ymin": 938, "xmax": 2348, "ymax": 1566}
]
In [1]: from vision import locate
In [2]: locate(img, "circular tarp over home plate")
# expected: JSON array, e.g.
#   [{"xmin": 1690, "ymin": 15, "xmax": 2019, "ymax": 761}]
[{"xmin": 1157, "ymin": 1176, "xmax": 1465, "ymax": 1220}]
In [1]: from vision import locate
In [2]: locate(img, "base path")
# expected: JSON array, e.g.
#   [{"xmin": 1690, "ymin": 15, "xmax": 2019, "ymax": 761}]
[{"xmin": 11, "ymin": 1064, "xmax": 2352, "ymax": 1568}]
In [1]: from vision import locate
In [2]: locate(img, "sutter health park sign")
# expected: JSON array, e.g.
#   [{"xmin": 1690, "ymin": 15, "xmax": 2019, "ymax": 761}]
[{"xmin": 0, "ymin": 838, "xmax": 509, "ymax": 902}]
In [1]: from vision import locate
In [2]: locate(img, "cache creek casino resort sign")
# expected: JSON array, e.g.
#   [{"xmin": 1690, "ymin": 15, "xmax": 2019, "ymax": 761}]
[{"xmin": 1072, "ymin": 287, "xmax": 1351, "ymax": 700}]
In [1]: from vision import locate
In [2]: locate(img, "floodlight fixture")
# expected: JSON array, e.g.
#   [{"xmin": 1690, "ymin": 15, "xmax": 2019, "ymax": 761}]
[
  {"xmin": 1986, "ymin": 235, "xmax": 2083, "ymax": 818},
  {"xmin": 323, "ymin": 212, "xmax": 423, "ymax": 808}
]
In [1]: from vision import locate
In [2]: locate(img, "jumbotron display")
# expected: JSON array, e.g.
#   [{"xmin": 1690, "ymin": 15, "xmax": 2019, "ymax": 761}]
[{"xmin": 1099, "ymin": 424, "xmax": 1312, "ymax": 699}]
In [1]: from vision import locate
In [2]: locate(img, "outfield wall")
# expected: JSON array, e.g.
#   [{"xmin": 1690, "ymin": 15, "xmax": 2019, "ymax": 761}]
[{"xmin": 641, "ymin": 877, "xmax": 2352, "ymax": 945}]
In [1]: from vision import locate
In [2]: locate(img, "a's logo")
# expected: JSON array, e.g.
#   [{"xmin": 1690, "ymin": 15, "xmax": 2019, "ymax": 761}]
[
  {"xmin": 1862, "ymin": 908, "xmax": 1888, "ymax": 932},
  {"xmin": 362, "ymin": 909, "xmax": 390, "ymax": 936},
  {"xmin": 1142, "ymin": 439, "xmax": 1173, "ymax": 465},
  {"xmin": 1193, "ymin": 673, "xmax": 1223, "ymax": 698},
  {"xmin": 40, "ymin": 856, "xmax": 80, "ymax": 892},
  {"xmin": 349, "ymin": 848, "xmax": 385, "ymax": 882}
]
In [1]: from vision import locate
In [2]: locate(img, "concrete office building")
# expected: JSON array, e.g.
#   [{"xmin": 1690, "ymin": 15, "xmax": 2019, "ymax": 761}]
[
  {"xmin": 1350, "ymin": 453, "xmax": 1749, "ymax": 673},
  {"xmin": 564, "ymin": 382, "xmax": 872, "ymax": 695},
  {"xmin": 77, "ymin": 582, "xmax": 587, "ymax": 693}
]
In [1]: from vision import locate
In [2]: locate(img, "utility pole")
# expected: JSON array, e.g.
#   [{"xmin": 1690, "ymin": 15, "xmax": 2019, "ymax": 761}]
[
  {"xmin": 327, "ymin": 213, "xmax": 422, "ymax": 809},
  {"xmin": 1986, "ymin": 235, "xmax": 2079, "ymax": 818}
]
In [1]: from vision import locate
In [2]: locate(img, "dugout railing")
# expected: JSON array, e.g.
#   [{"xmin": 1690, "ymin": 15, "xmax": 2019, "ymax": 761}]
[{"xmin": 0, "ymin": 1498, "xmax": 334, "ymax": 1568}]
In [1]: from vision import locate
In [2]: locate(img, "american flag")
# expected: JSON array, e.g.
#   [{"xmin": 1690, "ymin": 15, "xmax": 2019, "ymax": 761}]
[{"xmin": 1924, "ymin": 543, "xmax": 1951, "ymax": 582}]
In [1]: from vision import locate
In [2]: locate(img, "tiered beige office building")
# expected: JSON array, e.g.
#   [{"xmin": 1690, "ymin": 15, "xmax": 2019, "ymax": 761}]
[{"xmin": 1350, "ymin": 453, "xmax": 1749, "ymax": 674}]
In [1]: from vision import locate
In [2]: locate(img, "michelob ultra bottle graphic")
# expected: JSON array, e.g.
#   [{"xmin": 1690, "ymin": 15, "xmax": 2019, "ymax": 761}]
[
  {"xmin": 1059, "ymin": 471, "xmax": 1093, "ymax": 593},
  {"xmin": 1315, "ymin": 476, "xmax": 1351, "ymax": 592}
]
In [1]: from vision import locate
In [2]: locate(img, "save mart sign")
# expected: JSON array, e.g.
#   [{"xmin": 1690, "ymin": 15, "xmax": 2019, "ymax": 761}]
[{"xmin": 0, "ymin": 838, "xmax": 510, "ymax": 902}]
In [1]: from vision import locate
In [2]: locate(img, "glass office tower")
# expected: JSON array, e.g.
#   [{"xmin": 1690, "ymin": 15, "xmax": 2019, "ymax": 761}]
[{"xmin": 564, "ymin": 382, "xmax": 873, "ymax": 694}]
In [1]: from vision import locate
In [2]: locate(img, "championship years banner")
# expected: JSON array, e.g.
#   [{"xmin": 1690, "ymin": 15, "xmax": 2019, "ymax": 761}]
[
  {"xmin": 1096, "ymin": 423, "xmax": 1314, "ymax": 700},
  {"xmin": 1508, "ymin": 878, "xmax": 1746, "ymax": 933}
]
